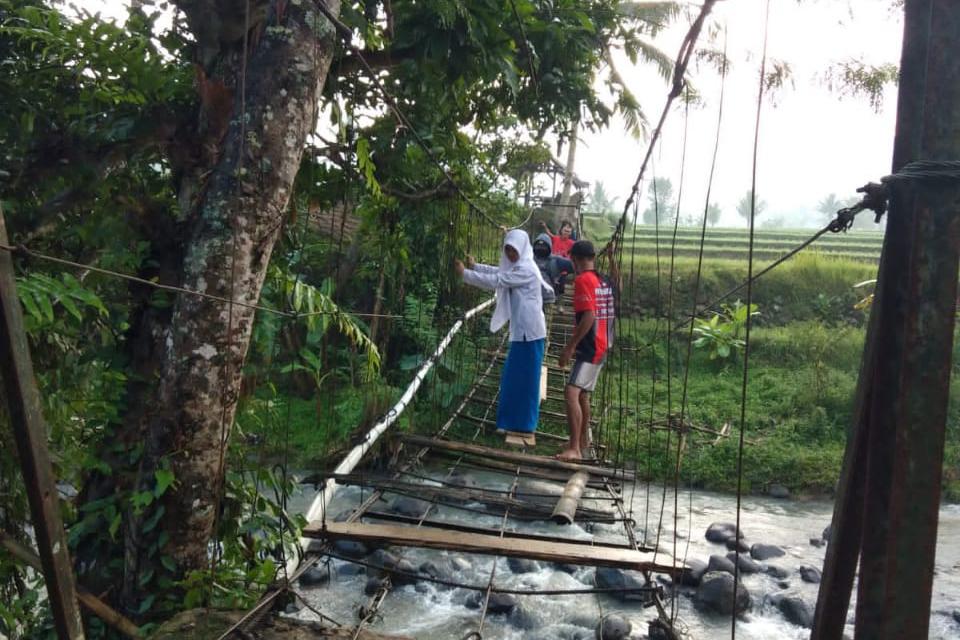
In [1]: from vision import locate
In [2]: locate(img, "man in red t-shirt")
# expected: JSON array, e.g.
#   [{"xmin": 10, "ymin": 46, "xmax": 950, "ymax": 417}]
[
  {"xmin": 539, "ymin": 219, "xmax": 575, "ymax": 259},
  {"xmin": 557, "ymin": 240, "xmax": 615, "ymax": 461}
]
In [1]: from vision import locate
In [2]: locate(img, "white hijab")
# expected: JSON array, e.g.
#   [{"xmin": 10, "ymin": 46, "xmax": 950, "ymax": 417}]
[{"xmin": 490, "ymin": 229, "xmax": 552, "ymax": 333}]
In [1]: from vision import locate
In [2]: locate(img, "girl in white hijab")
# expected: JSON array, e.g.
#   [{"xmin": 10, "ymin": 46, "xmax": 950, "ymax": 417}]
[{"xmin": 455, "ymin": 229, "xmax": 555, "ymax": 435}]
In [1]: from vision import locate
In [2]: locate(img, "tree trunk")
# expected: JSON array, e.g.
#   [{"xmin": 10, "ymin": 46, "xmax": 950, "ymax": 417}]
[
  {"xmin": 556, "ymin": 118, "xmax": 579, "ymax": 227},
  {"xmin": 79, "ymin": 1, "xmax": 343, "ymax": 610}
]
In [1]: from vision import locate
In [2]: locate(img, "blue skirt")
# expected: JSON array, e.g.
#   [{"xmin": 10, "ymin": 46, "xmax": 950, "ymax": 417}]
[{"xmin": 496, "ymin": 338, "xmax": 545, "ymax": 433}]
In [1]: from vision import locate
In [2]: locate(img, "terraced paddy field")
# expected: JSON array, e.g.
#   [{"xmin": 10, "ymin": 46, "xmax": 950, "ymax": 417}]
[{"xmin": 619, "ymin": 225, "xmax": 885, "ymax": 263}]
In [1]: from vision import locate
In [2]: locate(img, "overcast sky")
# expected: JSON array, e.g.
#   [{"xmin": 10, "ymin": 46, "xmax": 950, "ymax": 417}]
[
  {"xmin": 82, "ymin": 0, "xmax": 905, "ymax": 228},
  {"xmin": 579, "ymin": 0, "xmax": 904, "ymax": 228}
]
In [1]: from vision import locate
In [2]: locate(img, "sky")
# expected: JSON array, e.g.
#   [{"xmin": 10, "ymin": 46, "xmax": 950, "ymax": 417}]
[
  {"xmin": 576, "ymin": 0, "xmax": 904, "ymax": 228},
  {"xmin": 79, "ymin": 0, "xmax": 905, "ymax": 229}
]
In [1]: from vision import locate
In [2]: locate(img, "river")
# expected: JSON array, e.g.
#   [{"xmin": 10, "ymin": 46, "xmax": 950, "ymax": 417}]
[{"xmin": 289, "ymin": 467, "xmax": 960, "ymax": 639}]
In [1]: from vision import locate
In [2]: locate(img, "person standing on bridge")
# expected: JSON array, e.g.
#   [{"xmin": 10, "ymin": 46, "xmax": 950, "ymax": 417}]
[
  {"xmin": 455, "ymin": 229, "xmax": 556, "ymax": 436},
  {"xmin": 539, "ymin": 219, "xmax": 576, "ymax": 259},
  {"xmin": 557, "ymin": 240, "xmax": 615, "ymax": 461}
]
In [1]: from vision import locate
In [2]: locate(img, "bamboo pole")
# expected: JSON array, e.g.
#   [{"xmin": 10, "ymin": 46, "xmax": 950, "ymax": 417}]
[
  {"xmin": 0, "ymin": 534, "xmax": 141, "ymax": 638},
  {"xmin": 551, "ymin": 471, "xmax": 589, "ymax": 525}
]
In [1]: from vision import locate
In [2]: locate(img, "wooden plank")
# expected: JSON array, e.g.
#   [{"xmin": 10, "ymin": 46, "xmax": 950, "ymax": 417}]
[
  {"xmin": 503, "ymin": 431, "xmax": 536, "ymax": 447},
  {"xmin": 455, "ymin": 412, "xmax": 570, "ymax": 444},
  {"xmin": 401, "ymin": 434, "xmax": 633, "ymax": 480},
  {"xmin": 0, "ymin": 210, "xmax": 85, "ymax": 639},
  {"xmin": 305, "ymin": 522, "xmax": 683, "ymax": 575},
  {"xmin": 359, "ymin": 511, "xmax": 641, "ymax": 551}
]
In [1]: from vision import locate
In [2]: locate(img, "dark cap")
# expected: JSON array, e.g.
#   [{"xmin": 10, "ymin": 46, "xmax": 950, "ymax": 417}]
[{"xmin": 570, "ymin": 240, "xmax": 595, "ymax": 258}]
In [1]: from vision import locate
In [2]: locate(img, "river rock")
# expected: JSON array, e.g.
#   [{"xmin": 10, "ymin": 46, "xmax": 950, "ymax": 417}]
[
  {"xmin": 364, "ymin": 576, "xmax": 387, "ymax": 595},
  {"xmin": 764, "ymin": 564, "xmax": 790, "ymax": 579},
  {"xmin": 679, "ymin": 558, "xmax": 708, "ymax": 586},
  {"xmin": 952, "ymin": 610, "xmax": 960, "ymax": 625},
  {"xmin": 451, "ymin": 555, "xmax": 472, "ymax": 572},
  {"xmin": 369, "ymin": 549, "xmax": 401, "ymax": 571},
  {"xmin": 508, "ymin": 557, "xmax": 541, "ymax": 574},
  {"xmin": 333, "ymin": 539, "xmax": 368, "ymax": 559},
  {"xmin": 810, "ymin": 537, "xmax": 824, "ymax": 548},
  {"xmin": 554, "ymin": 562, "xmax": 580, "ymax": 574},
  {"xmin": 778, "ymin": 580, "xmax": 791, "ymax": 589},
  {"xmin": 418, "ymin": 560, "xmax": 452, "ymax": 583},
  {"xmin": 705, "ymin": 522, "xmax": 744, "ymax": 544},
  {"xmin": 567, "ymin": 613, "xmax": 597, "ymax": 628},
  {"xmin": 463, "ymin": 591, "xmax": 517, "ymax": 614},
  {"xmin": 337, "ymin": 562, "xmax": 366, "ymax": 577},
  {"xmin": 750, "ymin": 543, "xmax": 785, "ymax": 561},
  {"xmin": 800, "ymin": 565, "xmax": 822, "ymax": 583},
  {"xmin": 726, "ymin": 552, "xmax": 763, "ymax": 574},
  {"xmin": 822, "ymin": 524, "xmax": 833, "ymax": 542},
  {"xmin": 768, "ymin": 484, "xmax": 791, "ymax": 499},
  {"xmin": 508, "ymin": 603, "xmax": 541, "ymax": 630},
  {"xmin": 448, "ymin": 470, "xmax": 480, "ymax": 489},
  {"xmin": 695, "ymin": 571, "xmax": 751, "ymax": 615},
  {"xmin": 770, "ymin": 594, "xmax": 814, "ymax": 628},
  {"xmin": 389, "ymin": 496, "xmax": 431, "ymax": 519},
  {"xmin": 595, "ymin": 614, "xmax": 632, "ymax": 640},
  {"xmin": 648, "ymin": 619, "xmax": 672, "ymax": 640},
  {"xmin": 389, "ymin": 559, "xmax": 418, "ymax": 585},
  {"xmin": 298, "ymin": 564, "xmax": 330, "ymax": 587},
  {"xmin": 595, "ymin": 567, "xmax": 647, "ymax": 601},
  {"xmin": 725, "ymin": 537, "xmax": 750, "ymax": 553},
  {"xmin": 707, "ymin": 554, "xmax": 736, "ymax": 575},
  {"xmin": 489, "ymin": 593, "xmax": 519, "ymax": 614}
]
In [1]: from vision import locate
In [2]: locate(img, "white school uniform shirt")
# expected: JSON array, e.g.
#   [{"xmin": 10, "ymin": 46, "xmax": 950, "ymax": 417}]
[{"xmin": 462, "ymin": 262, "xmax": 555, "ymax": 342}]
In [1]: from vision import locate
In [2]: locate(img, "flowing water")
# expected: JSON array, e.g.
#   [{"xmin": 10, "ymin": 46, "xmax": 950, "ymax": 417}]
[{"xmin": 289, "ymin": 468, "xmax": 960, "ymax": 639}]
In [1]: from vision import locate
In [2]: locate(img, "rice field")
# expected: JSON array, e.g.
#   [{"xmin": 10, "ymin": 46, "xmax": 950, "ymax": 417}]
[{"xmin": 616, "ymin": 225, "xmax": 885, "ymax": 263}]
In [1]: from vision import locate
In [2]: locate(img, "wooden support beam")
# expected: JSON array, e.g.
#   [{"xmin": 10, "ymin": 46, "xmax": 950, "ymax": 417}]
[
  {"xmin": 400, "ymin": 434, "xmax": 632, "ymax": 480},
  {"xmin": 0, "ymin": 209, "xmax": 85, "ymax": 640},
  {"xmin": 0, "ymin": 534, "xmax": 141, "ymax": 638},
  {"xmin": 304, "ymin": 522, "xmax": 683, "ymax": 575},
  {"xmin": 551, "ymin": 472, "xmax": 589, "ymax": 525}
]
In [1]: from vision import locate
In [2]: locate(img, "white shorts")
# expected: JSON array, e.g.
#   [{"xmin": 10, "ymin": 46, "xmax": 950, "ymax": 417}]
[{"xmin": 568, "ymin": 359, "xmax": 604, "ymax": 392}]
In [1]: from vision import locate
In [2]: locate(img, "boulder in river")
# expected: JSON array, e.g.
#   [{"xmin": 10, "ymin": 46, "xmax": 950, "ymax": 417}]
[
  {"xmin": 952, "ymin": 610, "xmax": 960, "ymax": 625},
  {"xmin": 768, "ymin": 484, "xmax": 791, "ymax": 499},
  {"xmin": 448, "ymin": 471, "xmax": 480, "ymax": 489},
  {"xmin": 764, "ymin": 564, "xmax": 790, "ymax": 579},
  {"xmin": 333, "ymin": 539, "xmax": 368, "ymax": 559},
  {"xmin": 595, "ymin": 567, "xmax": 648, "ymax": 601},
  {"xmin": 726, "ymin": 552, "xmax": 763, "ymax": 574},
  {"xmin": 809, "ymin": 537, "xmax": 824, "ymax": 548},
  {"xmin": 594, "ymin": 614, "xmax": 632, "ymax": 640},
  {"xmin": 451, "ymin": 555, "xmax": 472, "ymax": 572},
  {"xmin": 769, "ymin": 593, "xmax": 814, "ymax": 628},
  {"xmin": 464, "ymin": 591, "xmax": 517, "ymax": 614},
  {"xmin": 679, "ymin": 558, "xmax": 708, "ymax": 586},
  {"xmin": 695, "ymin": 571, "xmax": 751, "ymax": 615},
  {"xmin": 705, "ymin": 522, "xmax": 744, "ymax": 544},
  {"xmin": 364, "ymin": 576, "xmax": 387, "ymax": 595},
  {"xmin": 337, "ymin": 562, "xmax": 366, "ymax": 577},
  {"xmin": 822, "ymin": 523, "xmax": 833, "ymax": 542},
  {"xmin": 507, "ymin": 557, "xmax": 541, "ymax": 574},
  {"xmin": 750, "ymin": 543, "xmax": 785, "ymax": 561},
  {"xmin": 298, "ymin": 564, "xmax": 330, "ymax": 587},
  {"xmin": 389, "ymin": 496, "xmax": 432, "ymax": 519},
  {"xmin": 508, "ymin": 602, "xmax": 541, "ymax": 630},
  {"xmin": 707, "ymin": 554, "xmax": 736, "ymax": 575},
  {"xmin": 800, "ymin": 565, "xmax": 822, "ymax": 584},
  {"xmin": 725, "ymin": 537, "xmax": 751, "ymax": 553}
]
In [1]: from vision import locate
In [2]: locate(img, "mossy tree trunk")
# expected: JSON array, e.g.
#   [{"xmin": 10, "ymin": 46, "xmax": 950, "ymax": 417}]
[{"xmin": 78, "ymin": 0, "xmax": 342, "ymax": 612}]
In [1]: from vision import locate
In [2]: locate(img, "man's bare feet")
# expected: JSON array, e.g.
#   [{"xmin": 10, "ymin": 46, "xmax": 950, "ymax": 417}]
[{"xmin": 556, "ymin": 447, "xmax": 581, "ymax": 461}]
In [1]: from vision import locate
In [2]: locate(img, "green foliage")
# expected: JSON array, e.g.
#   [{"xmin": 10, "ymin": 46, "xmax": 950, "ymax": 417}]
[
  {"xmin": 693, "ymin": 301, "xmax": 759, "ymax": 361},
  {"xmin": 823, "ymin": 59, "xmax": 899, "ymax": 112}
]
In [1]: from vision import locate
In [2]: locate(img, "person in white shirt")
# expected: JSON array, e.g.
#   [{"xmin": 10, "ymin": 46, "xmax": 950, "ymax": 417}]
[{"xmin": 454, "ymin": 229, "xmax": 556, "ymax": 435}]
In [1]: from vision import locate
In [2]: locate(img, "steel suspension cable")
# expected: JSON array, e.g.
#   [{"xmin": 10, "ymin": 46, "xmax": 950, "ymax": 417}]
[{"xmin": 732, "ymin": 2, "xmax": 771, "ymax": 637}]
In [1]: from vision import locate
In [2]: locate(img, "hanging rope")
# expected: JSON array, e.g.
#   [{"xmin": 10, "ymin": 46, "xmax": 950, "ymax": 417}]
[{"xmin": 731, "ymin": 1, "xmax": 771, "ymax": 636}]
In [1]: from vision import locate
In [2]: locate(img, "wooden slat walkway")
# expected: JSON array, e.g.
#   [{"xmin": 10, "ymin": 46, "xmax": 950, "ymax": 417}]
[
  {"xmin": 400, "ymin": 434, "xmax": 634, "ymax": 481},
  {"xmin": 305, "ymin": 522, "xmax": 684, "ymax": 575}
]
